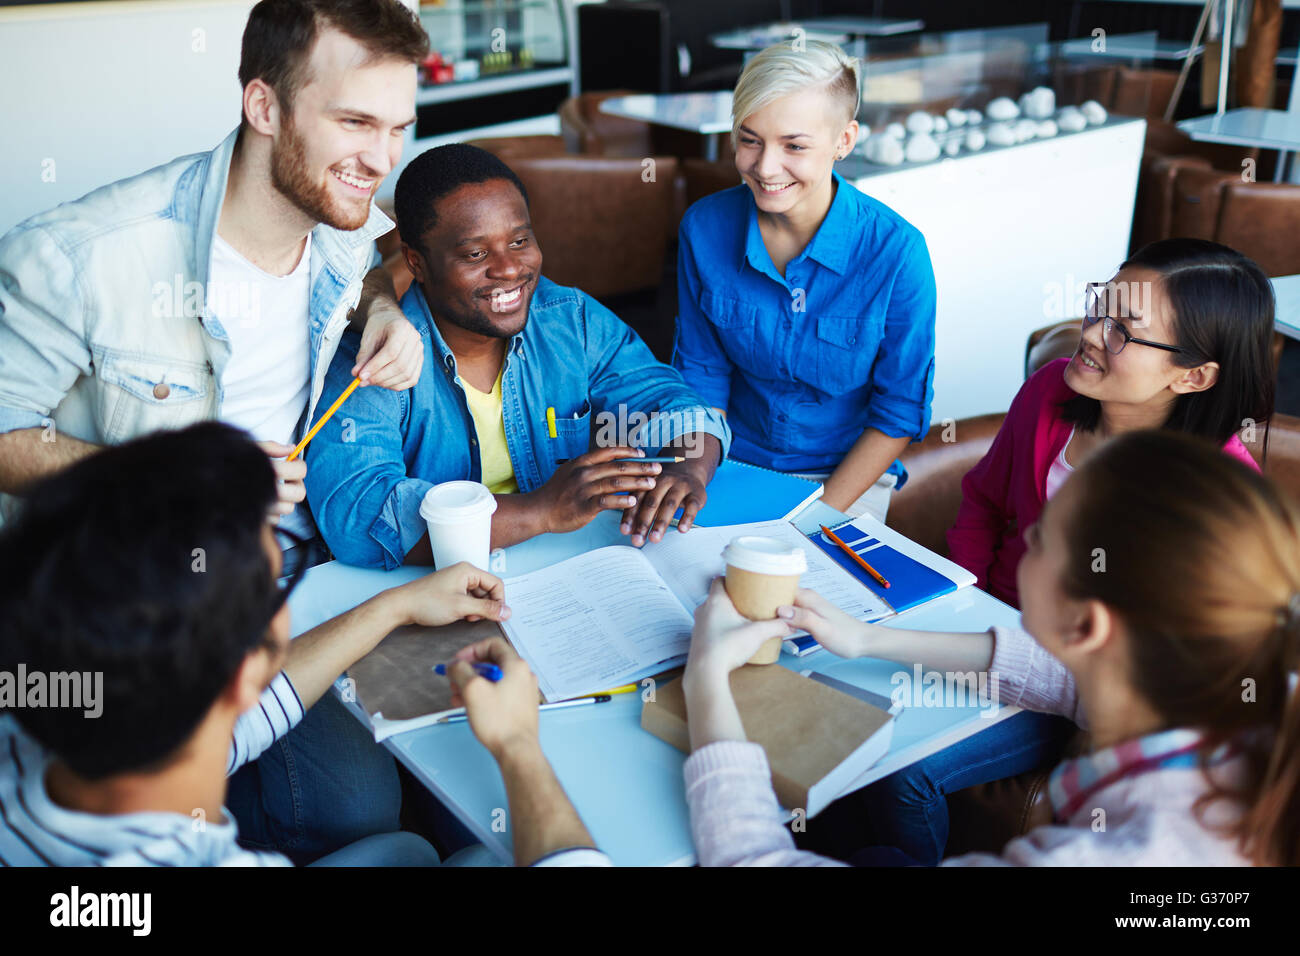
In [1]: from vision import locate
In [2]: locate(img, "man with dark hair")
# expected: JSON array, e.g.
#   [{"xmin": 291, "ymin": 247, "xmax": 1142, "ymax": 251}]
[
  {"xmin": 0, "ymin": 0, "xmax": 429, "ymax": 862},
  {"xmin": 305, "ymin": 145, "xmax": 732, "ymax": 569},
  {"xmin": 0, "ymin": 422, "xmax": 519, "ymax": 865}
]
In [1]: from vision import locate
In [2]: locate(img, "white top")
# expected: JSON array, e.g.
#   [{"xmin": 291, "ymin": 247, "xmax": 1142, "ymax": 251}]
[
  {"xmin": 1044, "ymin": 426, "xmax": 1076, "ymax": 501},
  {"xmin": 210, "ymin": 233, "xmax": 312, "ymax": 446}
]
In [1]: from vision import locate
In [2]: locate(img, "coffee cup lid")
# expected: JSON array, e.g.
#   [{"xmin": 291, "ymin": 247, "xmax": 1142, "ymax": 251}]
[
  {"xmin": 419, "ymin": 481, "xmax": 498, "ymax": 523},
  {"xmin": 722, "ymin": 535, "xmax": 808, "ymax": 575}
]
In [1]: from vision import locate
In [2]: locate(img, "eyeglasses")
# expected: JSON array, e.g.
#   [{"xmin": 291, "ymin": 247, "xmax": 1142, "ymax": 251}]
[
  {"xmin": 270, "ymin": 524, "xmax": 310, "ymax": 616},
  {"xmin": 1082, "ymin": 282, "xmax": 1185, "ymax": 356}
]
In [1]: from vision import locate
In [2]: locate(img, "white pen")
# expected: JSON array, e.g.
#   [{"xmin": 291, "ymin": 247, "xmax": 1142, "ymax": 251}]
[{"xmin": 435, "ymin": 694, "xmax": 613, "ymax": 725}]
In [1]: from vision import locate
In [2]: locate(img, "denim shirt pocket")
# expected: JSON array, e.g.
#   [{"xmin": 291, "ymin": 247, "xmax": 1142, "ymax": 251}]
[
  {"xmin": 92, "ymin": 348, "xmax": 214, "ymax": 444},
  {"xmin": 547, "ymin": 398, "xmax": 593, "ymax": 469},
  {"xmin": 811, "ymin": 313, "xmax": 884, "ymax": 397}
]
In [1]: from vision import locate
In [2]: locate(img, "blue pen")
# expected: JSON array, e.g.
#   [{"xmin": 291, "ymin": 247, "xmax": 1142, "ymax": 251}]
[{"xmin": 434, "ymin": 661, "xmax": 502, "ymax": 682}]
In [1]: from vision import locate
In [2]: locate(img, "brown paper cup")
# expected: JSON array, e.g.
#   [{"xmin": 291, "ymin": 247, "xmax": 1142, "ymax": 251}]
[{"xmin": 725, "ymin": 565, "xmax": 800, "ymax": 665}]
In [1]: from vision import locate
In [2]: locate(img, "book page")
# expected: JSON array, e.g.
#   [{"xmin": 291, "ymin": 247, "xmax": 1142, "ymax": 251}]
[
  {"xmin": 644, "ymin": 519, "xmax": 892, "ymax": 622},
  {"xmin": 501, "ymin": 545, "xmax": 693, "ymax": 701}
]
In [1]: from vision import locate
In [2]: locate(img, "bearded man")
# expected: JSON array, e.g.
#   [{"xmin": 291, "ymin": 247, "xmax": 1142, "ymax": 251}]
[{"xmin": 0, "ymin": 0, "xmax": 431, "ymax": 863}]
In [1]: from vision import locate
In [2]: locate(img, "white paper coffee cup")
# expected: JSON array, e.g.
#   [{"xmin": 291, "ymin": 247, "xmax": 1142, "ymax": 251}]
[
  {"xmin": 419, "ymin": 481, "xmax": 498, "ymax": 570},
  {"xmin": 721, "ymin": 535, "xmax": 807, "ymax": 665}
]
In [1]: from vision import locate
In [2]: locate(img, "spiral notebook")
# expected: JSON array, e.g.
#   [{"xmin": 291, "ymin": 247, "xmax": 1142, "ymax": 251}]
[
  {"xmin": 681, "ymin": 458, "xmax": 824, "ymax": 527},
  {"xmin": 809, "ymin": 517, "xmax": 977, "ymax": 614}
]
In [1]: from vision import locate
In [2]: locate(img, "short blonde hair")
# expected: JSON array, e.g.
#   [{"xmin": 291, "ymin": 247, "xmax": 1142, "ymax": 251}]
[{"xmin": 731, "ymin": 39, "xmax": 860, "ymax": 139}]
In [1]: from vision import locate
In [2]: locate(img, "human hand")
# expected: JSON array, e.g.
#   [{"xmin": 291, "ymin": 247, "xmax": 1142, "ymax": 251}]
[
  {"xmin": 446, "ymin": 636, "xmax": 540, "ymax": 760},
  {"xmin": 684, "ymin": 578, "xmax": 793, "ymax": 684},
  {"xmin": 534, "ymin": 445, "xmax": 661, "ymax": 534},
  {"xmin": 391, "ymin": 562, "xmax": 510, "ymax": 627},
  {"xmin": 353, "ymin": 305, "xmax": 423, "ymax": 390},
  {"xmin": 258, "ymin": 441, "xmax": 306, "ymax": 518},
  {"xmin": 621, "ymin": 453, "xmax": 710, "ymax": 546},
  {"xmin": 776, "ymin": 588, "xmax": 874, "ymax": 659}
]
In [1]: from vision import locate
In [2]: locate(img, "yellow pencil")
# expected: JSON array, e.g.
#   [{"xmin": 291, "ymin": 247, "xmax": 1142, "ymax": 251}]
[
  {"xmin": 590, "ymin": 683, "xmax": 640, "ymax": 696},
  {"xmin": 820, "ymin": 524, "xmax": 891, "ymax": 589},
  {"xmin": 288, "ymin": 377, "xmax": 360, "ymax": 462},
  {"xmin": 546, "ymin": 406, "xmax": 558, "ymax": 439}
]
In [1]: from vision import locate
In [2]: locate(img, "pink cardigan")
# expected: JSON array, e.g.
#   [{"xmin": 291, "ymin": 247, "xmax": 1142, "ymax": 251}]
[{"xmin": 946, "ymin": 358, "xmax": 1260, "ymax": 608}]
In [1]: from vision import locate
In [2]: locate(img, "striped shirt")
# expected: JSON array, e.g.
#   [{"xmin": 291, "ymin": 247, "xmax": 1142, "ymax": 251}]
[{"xmin": 0, "ymin": 672, "xmax": 304, "ymax": 866}]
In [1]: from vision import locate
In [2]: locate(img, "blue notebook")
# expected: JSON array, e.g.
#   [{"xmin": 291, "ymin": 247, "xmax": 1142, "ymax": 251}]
[
  {"xmin": 810, "ymin": 522, "xmax": 960, "ymax": 614},
  {"xmin": 681, "ymin": 458, "xmax": 824, "ymax": 527}
]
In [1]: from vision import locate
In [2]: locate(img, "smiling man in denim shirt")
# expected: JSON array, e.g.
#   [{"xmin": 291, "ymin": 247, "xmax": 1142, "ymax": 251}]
[
  {"xmin": 305, "ymin": 144, "xmax": 731, "ymax": 569},
  {"xmin": 0, "ymin": 0, "xmax": 433, "ymax": 865}
]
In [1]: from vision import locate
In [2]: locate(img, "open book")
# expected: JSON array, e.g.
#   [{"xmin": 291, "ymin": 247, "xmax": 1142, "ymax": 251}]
[{"xmin": 501, "ymin": 520, "xmax": 891, "ymax": 702}]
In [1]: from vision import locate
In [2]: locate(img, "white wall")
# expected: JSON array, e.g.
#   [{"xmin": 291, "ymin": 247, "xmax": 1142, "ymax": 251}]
[
  {"xmin": 0, "ymin": 0, "xmax": 257, "ymax": 234},
  {"xmin": 850, "ymin": 118, "xmax": 1146, "ymax": 421}
]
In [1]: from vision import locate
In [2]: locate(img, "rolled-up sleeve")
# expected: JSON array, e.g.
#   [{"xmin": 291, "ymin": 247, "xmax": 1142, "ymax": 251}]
[
  {"xmin": 671, "ymin": 222, "xmax": 734, "ymax": 412},
  {"xmin": 863, "ymin": 233, "xmax": 936, "ymax": 441},
  {"xmin": 583, "ymin": 291, "xmax": 732, "ymax": 458},
  {"xmin": 0, "ymin": 224, "xmax": 92, "ymax": 434},
  {"xmin": 304, "ymin": 334, "xmax": 432, "ymax": 569}
]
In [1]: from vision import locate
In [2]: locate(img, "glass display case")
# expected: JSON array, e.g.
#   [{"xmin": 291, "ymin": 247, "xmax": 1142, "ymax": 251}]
[
  {"xmin": 411, "ymin": 0, "xmax": 577, "ymax": 142},
  {"xmin": 839, "ymin": 23, "xmax": 1157, "ymax": 169}
]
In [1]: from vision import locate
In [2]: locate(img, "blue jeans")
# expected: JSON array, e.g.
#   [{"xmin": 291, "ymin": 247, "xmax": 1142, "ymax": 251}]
[
  {"xmin": 227, "ymin": 692, "xmax": 402, "ymax": 866},
  {"xmin": 308, "ymin": 832, "xmax": 504, "ymax": 867},
  {"xmin": 796, "ymin": 709, "xmax": 1075, "ymax": 865}
]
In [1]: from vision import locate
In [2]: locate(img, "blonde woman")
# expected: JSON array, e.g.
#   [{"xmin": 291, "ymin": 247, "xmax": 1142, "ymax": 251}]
[{"xmin": 665, "ymin": 40, "xmax": 936, "ymax": 526}]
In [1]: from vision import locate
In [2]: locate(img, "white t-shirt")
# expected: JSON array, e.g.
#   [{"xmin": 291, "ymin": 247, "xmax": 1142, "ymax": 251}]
[
  {"xmin": 209, "ymin": 233, "xmax": 312, "ymax": 446},
  {"xmin": 1044, "ymin": 426, "xmax": 1076, "ymax": 501}
]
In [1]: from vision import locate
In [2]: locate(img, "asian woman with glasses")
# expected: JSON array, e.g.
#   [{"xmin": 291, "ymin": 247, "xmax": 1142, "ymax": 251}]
[{"xmin": 780, "ymin": 238, "xmax": 1276, "ymax": 867}]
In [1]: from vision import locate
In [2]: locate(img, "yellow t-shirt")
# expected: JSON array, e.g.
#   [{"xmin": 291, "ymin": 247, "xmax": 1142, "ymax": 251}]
[{"xmin": 458, "ymin": 369, "xmax": 518, "ymax": 494}]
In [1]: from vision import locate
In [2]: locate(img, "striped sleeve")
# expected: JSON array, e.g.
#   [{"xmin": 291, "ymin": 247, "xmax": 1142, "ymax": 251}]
[{"xmin": 226, "ymin": 672, "xmax": 306, "ymax": 776}]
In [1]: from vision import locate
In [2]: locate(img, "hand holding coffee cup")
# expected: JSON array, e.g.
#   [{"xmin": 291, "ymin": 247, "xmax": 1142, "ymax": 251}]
[{"xmin": 721, "ymin": 535, "xmax": 808, "ymax": 664}]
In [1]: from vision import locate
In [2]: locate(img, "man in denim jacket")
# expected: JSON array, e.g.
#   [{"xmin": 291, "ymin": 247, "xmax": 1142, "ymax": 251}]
[
  {"xmin": 0, "ymin": 0, "xmax": 430, "ymax": 864},
  {"xmin": 305, "ymin": 145, "xmax": 732, "ymax": 569}
]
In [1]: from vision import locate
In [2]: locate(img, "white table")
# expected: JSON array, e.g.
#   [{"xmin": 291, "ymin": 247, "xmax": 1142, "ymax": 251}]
[
  {"xmin": 288, "ymin": 501, "xmax": 1024, "ymax": 866},
  {"xmin": 599, "ymin": 92, "xmax": 734, "ymax": 160},
  {"xmin": 1273, "ymin": 274, "xmax": 1300, "ymax": 340},
  {"xmin": 1178, "ymin": 108, "xmax": 1300, "ymax": 181}
]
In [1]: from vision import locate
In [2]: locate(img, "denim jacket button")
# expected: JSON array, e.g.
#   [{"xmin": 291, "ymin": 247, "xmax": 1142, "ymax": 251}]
[{"xmin": 153, "ymin": 382, "xmax": 171, "ymax": 400}]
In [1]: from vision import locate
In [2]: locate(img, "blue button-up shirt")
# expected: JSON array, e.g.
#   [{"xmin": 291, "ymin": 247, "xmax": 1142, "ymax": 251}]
[
  {"xmin": 305, "ymin": 277, "xmax": 732, "ymax": 569},
  {"xmin": 672, "ymin": 171, "xmax": 936, "ymax": 482}
]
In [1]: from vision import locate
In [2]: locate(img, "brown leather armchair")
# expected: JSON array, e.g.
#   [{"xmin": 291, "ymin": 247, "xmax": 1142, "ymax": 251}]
[
  {"xmin": 463, "ymin": 134, "xmax": 569, "ymax": 160},
  {"xmin": 559, "ymin": 90, "xmax": 655, "ymax": 157},
  {"xmin": 1243, "ymin": 412, "xmax": 1300, "ymax": 503},
  {"xmin": 885, "ymin": 413, "xmax": 1006, "ymax": 559},
  {"xmin": 504, "ymin": 155, "xmax": 681, "ymax": 300},
  {"xmin": 1025, "ymin": 319, "xmax": 1082, "ymax": 378},
  {"xmin": 682, "ymin": 158, "xmax": 741, "ymax": 210},
  {"xmin": 1215, "ymin": 182, "xmax": 1300, "ymax": 277}
]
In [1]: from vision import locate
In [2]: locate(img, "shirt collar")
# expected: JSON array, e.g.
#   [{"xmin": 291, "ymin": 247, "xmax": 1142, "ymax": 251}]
[
  {"xmin": 1047, "ymin": 727, "xmax": 1227, "ymax": 822},
  {"xmin": 738, "ymin": 169, "xmax": 855, "ymax": 278},
  {"xmin": 405, "ymin": 282, "xmax": 527, "ymax": 372}
]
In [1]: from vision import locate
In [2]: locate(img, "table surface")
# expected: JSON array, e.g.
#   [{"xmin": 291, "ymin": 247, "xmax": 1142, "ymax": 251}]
[
  {"xmin": 599, "ymin": 92, "xmax": 733, "ymax": 135},
  {"xmin": 1056, "ymin": 33, "xmax": 1203, "ymax": 60},
  {"xmin": 288, "ymin": 500, "xmax": 1023, "ymax": 866},
  {"xmin": 1177, "ymin": 108, "xmax": 1300, "ymax": 152}
]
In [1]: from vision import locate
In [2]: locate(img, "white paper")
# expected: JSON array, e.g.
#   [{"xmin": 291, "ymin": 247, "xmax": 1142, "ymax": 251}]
[
  {"xmin": 643, "ymin": 519, "xmax": 892, "ymax": 623},
  {"xmin": 501, "ymin": 546, "xmax": 693, "ymax": 701}
]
